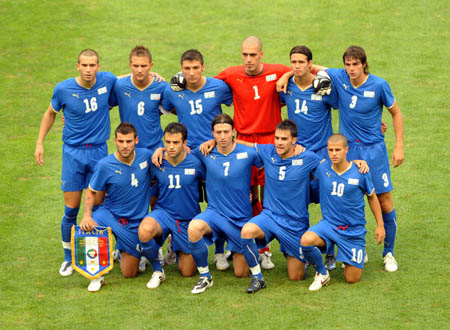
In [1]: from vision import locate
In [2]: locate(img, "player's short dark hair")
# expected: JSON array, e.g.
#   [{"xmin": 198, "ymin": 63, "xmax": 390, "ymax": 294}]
[
  {"xmin": 164, "ymin": 122, "xmax": 188, "ymax": 142},
  {"xmin": 211, "ymin": 114, "xmax": 234, "ymax": 130},
  {"xmin": 130, "ymin": 45, "xmax": 152, "ymax": 62},
  {"xmin": 343, "ymin": 46, "xmax": 369, "ymax": 74},
  {"xmin": 328, "ymin": 134, "xmax": 348, "ymax": 147},
  {"xmin": 276, "ymin": 119, "xmax": 298, "ymax": 138},
  {"xmin": 181, "ymin": 49, "xmax": 204, "ymax": 65},
  {"xmin": 289, "ymin": 45, "xmax": 313, "ymax": 61},
  {"xmin": 78, "ymin": 49, "xmax": 99, "ymax": 63},
  {"xmin": 115, "ymin": 122, "xmax": 137, "ymax": 138}
]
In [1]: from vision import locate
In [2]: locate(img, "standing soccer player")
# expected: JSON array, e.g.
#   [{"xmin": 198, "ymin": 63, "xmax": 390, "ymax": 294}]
[
  {"xmin": 240, "ymin": 120, "xmax": 322, "ymax": 293},
  {"xmin": 138, "ymin": 123, "xmax": 205, "ymax": 289},
  {"xmin": 215, "ymin": 36, "xmax": 291, "ymax": 268},
  {"xmin": 110, "ymin": 46, "xmax": 168, "ymax": 152},
  {"xmin": 300, "ymin": 134, "xmax": 385, "ymax": 291},
  {"xmin": 161, "ymin": 49, "xmax": 233, "ymax": 270},
  {"xmin": 188, "ymin": 114, "xmax": 262, "ymax": 294},
  {"xmin": 320, "ymin": 46, "xmax": 403, "ymax": 272},
  {"xmin": 34, "ymin": 49, "xmax": 117, "ymax": 276},
  {"xmin": 80, "ymin": 122, "xmax": 157, "ymax": 292}
]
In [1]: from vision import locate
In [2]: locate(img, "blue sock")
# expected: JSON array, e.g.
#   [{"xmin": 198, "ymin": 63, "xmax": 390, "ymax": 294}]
[
  {"xmin": 326, "ymin": 243, "xmax": 335, "ymax": 256},
  {"xmin": 61, "ymin": 206, "xmax": 79, "ymax": 261},
  {"xmin": 141, "ymin": 241, "xmax": 162, "ymax": 272},
  {"xmin": 241, "ymin": 238, "xmax": 263, "ymax": 279},
  {"xmin": 190, "ymin": 239, "xmax": 211, "ymax": 278},
  {"xmin": 214, "ymin": 237, "xmax": 225, "ymax": 254},
  {"xmin": 383, "ymin": 209, "xmax": 397, "ymax": 257},
  {"xmin": 301, "ymin": 245, "xmax": 327, "ymax": 275}
]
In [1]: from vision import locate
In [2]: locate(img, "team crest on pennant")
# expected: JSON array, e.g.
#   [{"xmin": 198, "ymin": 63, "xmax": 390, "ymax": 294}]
[{"xmin": 71, "ymin": 226, "xmax": 114, "ymax": 280}]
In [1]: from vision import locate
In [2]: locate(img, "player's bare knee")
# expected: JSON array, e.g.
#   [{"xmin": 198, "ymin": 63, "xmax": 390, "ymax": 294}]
[
  {"xmin": 179, "ymin": 265, "xmax": 196, "ymax": 277},
  {"xmin": 300, "ymin": 231, "xmax": 315, "ymax": 246},
  {"xmin": 288, "ymin": 271, "xmax": 304, "ymax": 281},
  {"xmin": 378, "ymin": 192, "xmax": 394, "ymax": 213},
  {"xmin": 234, "ymin": 268, "xmax": 249, "ymax": 278},
  {"xmin": 241, "ymin": 223, "xmax": 258, "ymax": 239},
  {"xmin": 345, "ymin": 275, "xmax": 361, "ymax": 284},
  {"xmin": 188, "ymin": 220, "xmax": 204, "ymax": 241}
]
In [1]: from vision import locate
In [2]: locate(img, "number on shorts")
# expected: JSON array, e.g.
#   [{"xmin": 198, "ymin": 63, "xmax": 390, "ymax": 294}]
[
  {"xmin": 382, "ymin": 173, "xmax": 389, "ymax": 187},
  {"xmin": 351, "ymin": 248, "xmax": 363, "ymax": 263}
]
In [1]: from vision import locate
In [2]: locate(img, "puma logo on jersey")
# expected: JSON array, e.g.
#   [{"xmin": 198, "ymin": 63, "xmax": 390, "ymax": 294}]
[
  {"xmin": 178, "ymin": 94, "xmax": 185, "ymax": 99},
  {"xmin": 343, "ymin": 83, "xmax": 349, "ymax": 90},
  {"xmin": 115, "ymin": 170, "xmax": 122, "ymax": 175},
  {"xmin": 236, "ymin": 78, "xmax": 243, "ymax": 84},
  {"xmin": 210, "ymin": 155, "xmax": 216, "ymax": 160},
  {"xmin": 97, "ymin": 86, "xmax": 107, "ymax": 95},
  {"xmin": 287, "ymin": 90, "xmax": 293, "ymax": 96},
  {"xmin": 72, "ymin": 93, "xmax": 79, "ymax": 99},
  {"xmin": 325, "ymin": 172, "xmax": 331, "ymax": 177},
  {"xmin": 124, "ymin": 92, "xmax": 131, "ymax": 98},
  {"xmin": 271, "ymin": 157, "xmax": 275, "ymax": 163}
]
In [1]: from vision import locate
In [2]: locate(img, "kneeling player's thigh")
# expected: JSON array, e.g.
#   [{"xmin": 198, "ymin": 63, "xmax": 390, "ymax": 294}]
[
  {"xmin": 177, "ymin": 252, "xmax": 196, "ymax": 277},
  {"xmin": 138, "ymin": 216, "xmax": 162, "ymax": 241},
  {"xmin": 343, "ymin": 265, "xmax": 363, "ymax": 283},
  {"xmin": 232, "ymin": 253, "xmax": 249, "ymax": 278},
  {"xmin": 120, "ymin": 251, "xmax": 139, "ymax": 278},
  {"xmin": 286, "ymin": 255, "xmax": 305, "ymax": 281}
]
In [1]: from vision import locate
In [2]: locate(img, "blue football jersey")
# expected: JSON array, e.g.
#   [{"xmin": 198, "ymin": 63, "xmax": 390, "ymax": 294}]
[
  {"xmin": 279, "ymin": 77, "xmax": 336, "ymax": 152},
  {"xmin": 257, "ymin": 144, "xmax": 321, "ymax": 231},
  {"xmin": 110, "ymin": 76, "xmax": 168, "ymax": 150},
  {"xmin": 51, "ymin": 72, "xmax": 117, "ymax": 145},
  {"xmin": 316, "ymin": 160, "xmax": 375, "ymax": 228},
  {"xmin": 151, "ymin": 153, "xmax": 205, "ymax": 220},
  {"xmin": 89, "ymin": 148, "xmax": 152, "ymax": 220},
  {"xmin": 161, "ymin": 78, "xmax": 233, "ymax": 148},
  {"xmin": 327, "ymin": 68, "xmax": 395, "ymax": 144},
  {"xmin": 192, "ymin": 144, "xmax": 262, "ymax": 222}
]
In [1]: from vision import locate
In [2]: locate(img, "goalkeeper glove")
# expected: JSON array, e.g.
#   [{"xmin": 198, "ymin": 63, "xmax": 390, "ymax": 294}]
[
  {"xmin": 170, "ymin": 72, "xmax": 186, "ymax": 91},
  {"xmin": 313, "ymin": 70, "xmax": 332, "ymax": 96}
]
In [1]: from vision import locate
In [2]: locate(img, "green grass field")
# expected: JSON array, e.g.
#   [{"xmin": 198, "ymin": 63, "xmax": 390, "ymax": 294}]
[{"xmin": 1, "ymin": 0, "xmax": 449, "ymax": 329}]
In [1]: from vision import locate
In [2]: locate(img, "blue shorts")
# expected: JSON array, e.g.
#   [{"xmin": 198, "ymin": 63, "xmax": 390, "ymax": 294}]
[
  {"xmin": 148, "ymin": 208, "xmax": 191, "ymax": 254},
  {"xmin": 309, "ymin": 220, "xmax": 366, "ymax": 269},
  {"xmin": 92, "ymin": 206, "xmax": 154, "ymax": 259},
  {"xmin": 249, "ymin": 210, "xmax": 307, "ymax": 262},
  {"xmin": 61, "ymin": 143, "xmax": 107, "ymax": 192},
  {"xmin": 348, "ymin": 140, "xmax": 393, "ymax": 194},
  {"xmin": 193, "ymin": 208, "xmax": 247, "ymax": 253}
]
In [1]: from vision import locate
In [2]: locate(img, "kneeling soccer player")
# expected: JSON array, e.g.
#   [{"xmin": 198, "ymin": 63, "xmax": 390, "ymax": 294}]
[
  {"xmin": 80, "ymin": 122, "xmax": 157, "ymax": 292},
  {"xmin": 138, "ymin": 123, "xmax": 205, "ymax": 288},
  {"xmin": 300, "ymin": 134, "xmax": 385, "ymax": 291}
]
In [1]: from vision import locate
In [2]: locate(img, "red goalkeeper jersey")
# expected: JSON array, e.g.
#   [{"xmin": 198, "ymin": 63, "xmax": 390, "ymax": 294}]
[{"xmin": 215, "ymin": 63, "xmax": 290, "ymax": 135}]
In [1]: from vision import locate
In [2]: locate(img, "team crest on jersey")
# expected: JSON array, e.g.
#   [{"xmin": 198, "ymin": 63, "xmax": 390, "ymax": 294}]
[
  {"xmin": 292, "ymin": 159, "xmax": 303, "ymax": 166},
  {"xmin": 124, "ymin": 92, "xmax": 131, "ymax": 98},
  {"xmin": 311, "ymin": 94, "xmax": 322, "ymax": 101},
  {"xmin": 72, "ymin": 93, "xmax": 79, "ymax": 99},
  {"xmin": 204, "ymin": 91, "xmax": 215, "ymax": 99},
  {"xmin": 115, "ymin": 169, "xmax": 122, "ymax": 175},
  {"xmin": 266, "ymin": 74, "xmax": 277, "ymax": 82},
  {"xmin": 348, "ymin": 178, "xmax": 359, "ymax": 185},
  {"xmin": 150, "ymin": 94, "xmax": 161, "ymax": 100},
  {"xmin": 364, "ymin": 91, "xmax": 375, "ymax": 98},
  {"xmin": 236, "ymin": 152, "xmax": 248, "ymax": 159},
  {"xmin": 184, "ymin": 168, "xmax": 195, "ymax": 175},
  {"xmin": 139, "ymin": 161, "xmax": 148, "ymax": 169},
  {"xmin": 178, "ymin": 94, "xmax": 185, "ymax": 99},
  {"xmin": 97, "ymin": 86, "xmax": 107, "ymax": 95}
]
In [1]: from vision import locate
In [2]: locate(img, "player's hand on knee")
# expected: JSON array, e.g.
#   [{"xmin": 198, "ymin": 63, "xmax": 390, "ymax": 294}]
[
  {"xmin": 353, "ymin": 160, "xmax": 369, "ymax": 173},
  {"xmin": 80, "ymin": 215, "xmax": 97, "ymax": 232},
  {"xmin": 151, "ymin": 147, "xmax": 165, "ymax": 168},
  {"xmin": 34, "ymin": 144, "xmax": 44, "ymax": 166},
  {"xmin": 170, "ymin": 72, "xmax": 186, "ymax": 91},
  {"xmin": 150, "ymin": 72, "xmax": 165, "ymax": 82},
  {"xmin": 199, "ymin": 139, "xmax": 216, "ymax": 156},
  {"xmin": 391, "ymin": 146, "xmax": 404, "ymax": 168},
  {"xmin": 374, "ymin": 226, "xmax": 385, "ymax": 245},
  {"xmin": 313, "ymin": 70, "xmax": 332, "ymax": 96}
]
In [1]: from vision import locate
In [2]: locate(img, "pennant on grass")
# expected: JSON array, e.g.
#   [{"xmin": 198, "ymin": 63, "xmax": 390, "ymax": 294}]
[{"xmin": 71, "ymin": 226, "xmax": 114, "ymax": 280}]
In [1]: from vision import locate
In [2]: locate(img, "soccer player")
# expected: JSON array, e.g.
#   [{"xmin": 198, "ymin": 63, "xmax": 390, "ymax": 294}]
[
  {"xmin": 80, "ymin": 122, "xmax": 157, "ymax": 292},
  {"xmin": 240, "ymin": 120, "xmax": 322, "ymax": 293},
  {"xmin": 161, "ymin": 49, "xmax": 233, "ymax": 270},
  {"xmin": 300, "ymin": 134, "xmax": 385, "ymax": 291},
  {"xmin": 188, "ymin": 114, "xmax": 262, "ymax": 294},
  {"xmin": 138, "ymin": 123, "xmax": 205, "ymax": 288},
  {"xmin": 111, "ymin": 45, "xmax": 168, "ymax": 152},
  {"xmin": 34, "ymin": 49, "xmax": 117, "ymax": 277},
  {"xmin": 215, "ymin": 36, "xmax": 291, "ymax": 268}
]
